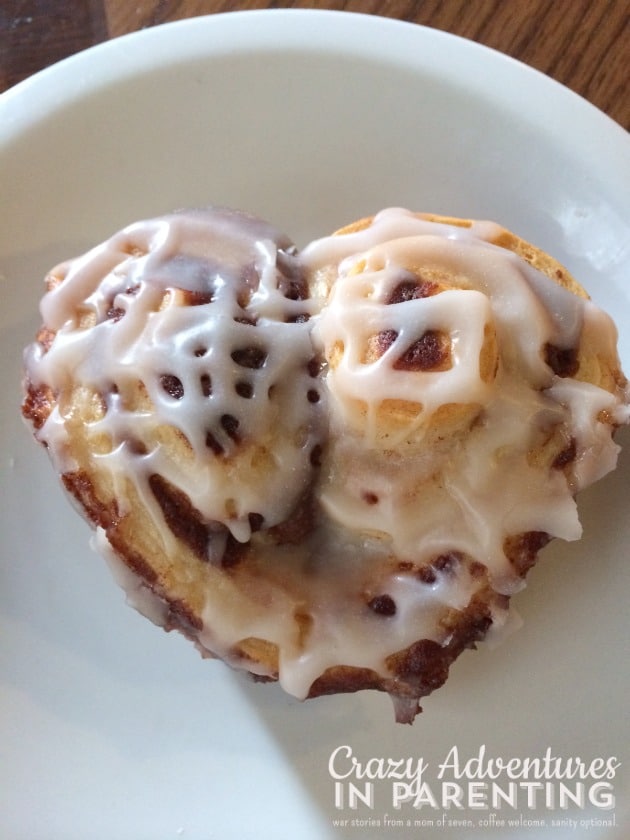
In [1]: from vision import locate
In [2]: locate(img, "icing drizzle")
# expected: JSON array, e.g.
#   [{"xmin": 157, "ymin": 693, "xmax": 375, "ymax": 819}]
[{"xmin": 24, "ymin": 207, "xmax": 630, "ymax": 703}]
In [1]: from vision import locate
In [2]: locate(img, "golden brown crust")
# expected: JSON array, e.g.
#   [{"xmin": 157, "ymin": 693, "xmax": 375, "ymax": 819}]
[
  {"xmin": 334, "ymin": 212, "xmax": 589, "ymax": 298},
  {"xmin": 21, "ymin": 209, "xmax": 627, "ymax": 722}
]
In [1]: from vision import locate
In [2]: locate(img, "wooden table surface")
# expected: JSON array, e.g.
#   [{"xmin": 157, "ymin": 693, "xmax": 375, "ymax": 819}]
[{"xmin": 1, "ymin": 0, "xmax": 628, "ymax": 129}]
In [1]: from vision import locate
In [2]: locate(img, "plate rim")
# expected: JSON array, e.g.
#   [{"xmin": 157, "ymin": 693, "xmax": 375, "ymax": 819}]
[{"xmin": 1, "ymin": 9, "xmax": 628, "ymax": 165}]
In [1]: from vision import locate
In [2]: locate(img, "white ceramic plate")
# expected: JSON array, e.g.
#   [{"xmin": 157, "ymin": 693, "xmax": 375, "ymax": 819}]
[{"xmin": 1, "ymin": 10, "xmax": 629, "ymax": 839}]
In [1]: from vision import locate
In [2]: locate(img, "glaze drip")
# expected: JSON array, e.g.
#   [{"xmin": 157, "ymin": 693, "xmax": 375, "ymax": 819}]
[{"xmin": 23, "ymin": 206, "xmax": 630, "ymax": 706}]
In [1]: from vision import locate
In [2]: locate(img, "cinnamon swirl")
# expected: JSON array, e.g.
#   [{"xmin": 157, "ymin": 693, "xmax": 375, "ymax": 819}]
[{"xmin": 22, "ymin": 206, "xmax": 630, "ymax": 722}]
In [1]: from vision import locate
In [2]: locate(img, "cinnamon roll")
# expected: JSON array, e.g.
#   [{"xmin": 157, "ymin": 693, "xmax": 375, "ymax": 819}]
[{"xmin": 22, "ymin": 206, "xmax": 630, "ymax": 722}]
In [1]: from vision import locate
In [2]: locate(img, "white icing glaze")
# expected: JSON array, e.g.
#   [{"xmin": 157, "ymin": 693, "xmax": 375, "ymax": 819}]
[
  {"xmin": 24, "ymin": 207, "xmax": 630, "ymax": 702},
  {"xmin": 30, "ymin": 208, "xmax": 325, "ymax": 546}
]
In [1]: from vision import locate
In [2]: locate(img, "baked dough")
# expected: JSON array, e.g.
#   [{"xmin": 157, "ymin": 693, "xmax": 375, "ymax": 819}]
[{"xmin": 22, "ymin": 207, "xmax": 630, "ymax": 722}]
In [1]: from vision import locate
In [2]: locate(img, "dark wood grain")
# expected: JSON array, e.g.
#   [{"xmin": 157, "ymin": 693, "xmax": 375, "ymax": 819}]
[
  {"xmin": 0, "ymin": 0, "xmax": 108, "ymax": 92},
  {"xmin": 1, "ymin": 0, "xmax": 628, "ymax": 129}
]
